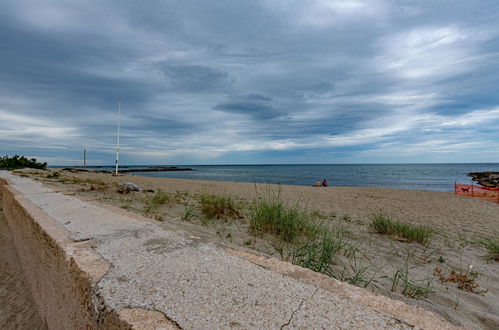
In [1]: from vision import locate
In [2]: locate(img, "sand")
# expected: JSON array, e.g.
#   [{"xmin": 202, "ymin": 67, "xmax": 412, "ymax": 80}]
[
  {"xmin": 0, "ymin": 202, "xmax": 45, "ymax": 330},
  {"xmin": 15, "ymin": 169, "xmax": 499, "ymax": 329}
]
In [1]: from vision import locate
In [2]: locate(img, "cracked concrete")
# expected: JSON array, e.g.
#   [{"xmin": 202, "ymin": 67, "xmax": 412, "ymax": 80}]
[
  {"xmin": 280, "ymin": 287, "xmax": 319, "ymax": 329},
  {"xmin": 0, "ymin": 171, "xmax": 461, "ymax": 329}
]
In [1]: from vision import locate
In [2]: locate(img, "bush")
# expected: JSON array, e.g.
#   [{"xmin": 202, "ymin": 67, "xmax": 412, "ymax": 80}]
[{"xmin": 0, "ymin": 155, "xmax": 47, "ymax": 170}]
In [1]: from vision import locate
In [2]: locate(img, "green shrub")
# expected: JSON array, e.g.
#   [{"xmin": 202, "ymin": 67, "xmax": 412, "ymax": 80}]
[{"xmin": 1, "ymin": 155, "xmax": 47, "ymax": 170}]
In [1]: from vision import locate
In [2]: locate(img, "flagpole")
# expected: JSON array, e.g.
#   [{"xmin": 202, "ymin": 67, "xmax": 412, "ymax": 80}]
[{"xmin": 115, "ymin": 101, "xmax": 121, "ymax": 175}]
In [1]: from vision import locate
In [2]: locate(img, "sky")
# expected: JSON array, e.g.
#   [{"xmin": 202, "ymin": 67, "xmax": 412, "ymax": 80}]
[{"xmin": 1, "ymin": 0, "xmax": 499, "ymax": 165}]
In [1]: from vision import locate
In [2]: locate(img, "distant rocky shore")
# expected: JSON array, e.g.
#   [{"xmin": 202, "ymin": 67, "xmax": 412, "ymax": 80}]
[
  {"xmin": 469, "ymin": 171, "xmax": 499, "ymax": 187},
  {"xmin": 62, "ymin": 166, "xmax": 193, "ymax": 174},
  {"xmin": 119, "ymin": 166, "xmax": 193, "ymax": 173}
]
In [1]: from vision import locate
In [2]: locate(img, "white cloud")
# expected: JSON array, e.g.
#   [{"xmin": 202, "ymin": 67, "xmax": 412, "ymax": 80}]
[
  {"xmin": 0, "ymin": 110, "xmax": 76, "ymax": 138},
  {"xmin": 439, "ymin": 107, "xmax": 499, "ymax": 127},
  {"xmin": 376, "ymin": 25, "xmax": 488, "ymax": 81},
  {"xmin": 265, "ymin": 0, "xmax": 387, "ymax": 29}
]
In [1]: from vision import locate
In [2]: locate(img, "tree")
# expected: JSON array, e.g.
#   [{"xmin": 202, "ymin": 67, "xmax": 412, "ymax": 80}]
[{"xmin": 0, "ymin": 155, "xmax": 47, "ymax": 170}]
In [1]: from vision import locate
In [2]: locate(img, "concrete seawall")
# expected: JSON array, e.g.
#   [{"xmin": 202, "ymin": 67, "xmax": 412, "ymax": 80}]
[
  {"xmin": 0, "ymin": 175, "xmax": 142, "ymax": 329},
  {"xmin": 0, "ymin": 171, "xmax": 460, "ymax": 329}
]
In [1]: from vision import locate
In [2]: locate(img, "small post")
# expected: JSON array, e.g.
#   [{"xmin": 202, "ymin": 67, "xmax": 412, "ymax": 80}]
[
  {"xmin": 454, "ymin": 181, "xmax": 456, "ymax": 194},
  {"xmin": 115, "ymin": 101, "xmax": 121, "ymax": 175},
  {"xmin": 83, "ymin": 149, "xmax": 86, "ymax": 168},
  {"xmin": 471, "ymin": 179, "xmax": 474, "ymax": 197}
]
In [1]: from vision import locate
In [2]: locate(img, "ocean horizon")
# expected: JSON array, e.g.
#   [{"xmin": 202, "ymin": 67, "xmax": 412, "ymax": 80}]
[{"xmin": 51, "ymin": 163, "xmax": 499, "ymax": 192}]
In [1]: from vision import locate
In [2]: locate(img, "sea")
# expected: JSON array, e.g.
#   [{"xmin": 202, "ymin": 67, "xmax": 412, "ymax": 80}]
[{"xmin": 61, "ymin": 163, "xmax": 499, "ymax": 192}]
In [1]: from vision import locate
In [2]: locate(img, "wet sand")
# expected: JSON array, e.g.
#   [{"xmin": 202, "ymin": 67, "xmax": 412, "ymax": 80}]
[{"xmin": 0, "ymin": 201, "xmax": 45, "ymax": 330}]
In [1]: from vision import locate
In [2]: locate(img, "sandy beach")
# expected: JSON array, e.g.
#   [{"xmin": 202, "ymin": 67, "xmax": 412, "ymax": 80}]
[
  {"xmin": 0, "ymin": 203, "xmax": 45, "ymax": 329},
  {"xmin": 16, "ymin": 169, "xmax": 499, "ymax": 329}
]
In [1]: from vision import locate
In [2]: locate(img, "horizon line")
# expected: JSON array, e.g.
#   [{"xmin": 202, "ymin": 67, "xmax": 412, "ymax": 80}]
[{"xmin": 48, "ymin": 162, "xmax": 499, "ymax": 167}]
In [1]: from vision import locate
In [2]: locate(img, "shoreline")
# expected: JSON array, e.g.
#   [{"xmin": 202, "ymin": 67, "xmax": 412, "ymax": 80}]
[
  {"xmin": 49, "ymin": 163, "xmax": 499, "ymax": 193},
  {"xmin": 129, "ymin": 173, "xmax": 458, "ymax": 193}
]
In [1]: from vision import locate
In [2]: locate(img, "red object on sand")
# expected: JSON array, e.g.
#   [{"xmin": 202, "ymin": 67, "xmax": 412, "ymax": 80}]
[{"xmin": 455, "ymin": 184, "xmax": 499, "ymax": 203}]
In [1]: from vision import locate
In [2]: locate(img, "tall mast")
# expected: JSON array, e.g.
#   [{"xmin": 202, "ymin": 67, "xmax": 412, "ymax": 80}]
[{"xmin": 115, "ymin": 101, "xmax": 121, "ymax": 175}]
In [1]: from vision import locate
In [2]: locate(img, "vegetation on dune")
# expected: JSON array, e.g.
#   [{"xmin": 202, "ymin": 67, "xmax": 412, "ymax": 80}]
[
  {"xmin": 391, "ymin": 261, "xmax": 434, "ymax": 299},
  {"xmin": 249, "ymin": 191, "xmax": 318, "ymax": 242},
  {"xmin": 291, "ymin": 233, "xmax": 342, "ymax": 275},
  {"xmin": 434, "ymin": 266, "xmax": 487, "ymax": 294},
  {"xmin": 478, "ymin": 236, "xmax": 499, "ymax": 261},
  {"xmin": 199, "ymin": 193, "xmax": 241, "ymax": 220},
  {"xmin": 371, "ymin": 212, "xmax": 435, "ymax": 244},
  {"xmin": 143, "ymin": 189, "xmax": 173, "ymax": 214},
  {"xmin": 249, "ymin": 190, "xmax": 378, "ymax": 288},
  {"xmin": 1, "ymin": 155, "xmax": 47, "ymax": 170},
  {"xmin": 181, "ymin": 204, "xmax": 197, "ymax": 221}
]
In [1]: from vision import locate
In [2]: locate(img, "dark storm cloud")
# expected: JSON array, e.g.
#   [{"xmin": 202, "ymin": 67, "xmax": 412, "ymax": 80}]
[
  {"xmin": 214, "ymin": 94, "xmax": 282, "ymax": 120},
  {"xmin": 1, "ymin": 0, "xmax": 499, "ymax": 164},
  {"xmin": 0, "ymin": 23, "xmax": 155, "ymax": 111}
]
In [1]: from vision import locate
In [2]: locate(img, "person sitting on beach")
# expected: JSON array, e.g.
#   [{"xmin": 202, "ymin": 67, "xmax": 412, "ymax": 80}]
[
  {"xmin": 314, "ymin": 181, "xmax": 321, "ymax": 187},
  {"xmin": 322, "ymin": 179, "xmax": 329, "ymax": 187}
]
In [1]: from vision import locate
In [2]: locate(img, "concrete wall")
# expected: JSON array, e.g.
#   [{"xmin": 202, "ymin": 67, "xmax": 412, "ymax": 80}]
[{"xmin": 0, "ymin": 178, "xmax": 133, "ymax": 329}]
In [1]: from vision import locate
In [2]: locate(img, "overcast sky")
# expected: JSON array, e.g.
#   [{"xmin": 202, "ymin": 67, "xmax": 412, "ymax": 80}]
[{"xmin": 2, "ymin": 0, "xmax": 499, "ymax": 165}]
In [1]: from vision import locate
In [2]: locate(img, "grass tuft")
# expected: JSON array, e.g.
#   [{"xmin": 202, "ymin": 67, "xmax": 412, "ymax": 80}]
[
  {"xmin": 291, "ymin": 233, "xmax": 342, "ymax": 275},
  {"xmin": 371, "ymin": 212, "xmax": 434, "ymax": 244},
  {"xmin": 199, "ymin": 193, "xmax": 241, "ymax": 220},
  {"xmin": 181, "ymin": 204, "xmax": 197, "ymax": 221},
  {"xmin": 249, "ymin": 192, "xmax": 319, "ymax": 242},
  {"xmin": 478, "ymin": 237, "xmax": 499, "ymax": 261},
  {"xmin": 391, "ymin": 262, "xmax": 433, "ymax": 299},
  {"xmin": 143, "ymin": 189, "xmax": 172, "ymax": 214},
  {"xmin": 337, "ymin": 262, "xmax": 375, "ymax": 288}
]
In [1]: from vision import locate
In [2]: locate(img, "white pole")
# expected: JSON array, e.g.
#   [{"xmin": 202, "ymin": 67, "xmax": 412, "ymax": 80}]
[{"xmin": 115, "ymin": 101, "xmax": 121, "ymax": 175}]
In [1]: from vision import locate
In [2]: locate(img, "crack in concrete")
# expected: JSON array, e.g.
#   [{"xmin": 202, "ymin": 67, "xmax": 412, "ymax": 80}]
[
  {"xmin": 280, "ymin": 287, "xmax": 320, "ymax": 329},
  {"xmin": 159, "ymin": 310, "xmax": 182, "ymax": 329}
]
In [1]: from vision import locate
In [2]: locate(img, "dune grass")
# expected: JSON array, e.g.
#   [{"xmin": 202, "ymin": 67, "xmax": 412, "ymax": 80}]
[
  {"xmin": 199, "ymin": 193, "xmax": 241, "ymax": 220},
  {"xmin": 249, "ymin": 189, "xmax": 350, "ymax": 277},
  {"xmin": 181, "ymin": 204, "xmax": 197, "ymax": 221},
  {"xmin": 478, "ymin": 236, "xmax": 499, "ymax": 261},
  {"xmin": 371, "ymin": 212, "xmax": 434, "ymax": 245},
  {"xmin": 249, "ymin": 192, "xmax": 320, "ymax": 242},
  {"xmin": 391, "ymin": 261, "xmax": 433, "ymax": 299},
  {"xmin": 143, "ymin": 189, "xmax": 172, "ymax": 214},
  {"xmin": 291, "ymin": 233, "xmax": 342, "ymax": 275}
]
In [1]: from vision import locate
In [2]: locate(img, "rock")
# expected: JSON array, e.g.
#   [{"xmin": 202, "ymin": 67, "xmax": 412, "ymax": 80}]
[
  {"xmin": 117, "ymin": 182, "xmax": 142, "ymax": 194},
  {"xmin": 468, "ymin": 171, "xmax": 499, "ymax": 188}
]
